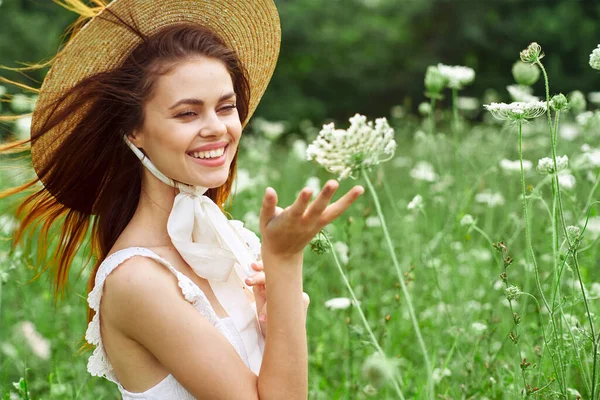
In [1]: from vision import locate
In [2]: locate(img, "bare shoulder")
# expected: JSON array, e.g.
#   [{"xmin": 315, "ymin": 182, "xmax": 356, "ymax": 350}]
[{"xmin": 100, "ymin": 255, "xmax": 260, "ymax": 400}]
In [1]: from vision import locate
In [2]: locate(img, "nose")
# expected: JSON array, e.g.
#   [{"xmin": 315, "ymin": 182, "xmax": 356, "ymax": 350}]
[{"xmin": 199, "ymin": 111, "xmax": 227, "ymax": 137}]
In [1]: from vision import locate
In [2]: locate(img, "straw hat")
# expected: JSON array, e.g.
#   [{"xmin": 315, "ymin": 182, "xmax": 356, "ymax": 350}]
[{"xmin": 30, "ymin": 0, "xmax": 281, "ymax": 186}]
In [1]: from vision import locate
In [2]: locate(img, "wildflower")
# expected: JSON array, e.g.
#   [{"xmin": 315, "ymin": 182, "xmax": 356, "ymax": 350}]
[
  {"xmin": 253, "ymin": 117, "xmax": 286, "ymax": 141},
  {"xmin": 536, "ymin": 155, "xmax": 568, "ymax": 174},
  {"xmin": 551, "ymin": 93, "xmax": 569, "ymax": 112},
  {"xmin": 512, "ymin": 61, "xmax": 540, "ymax": 86},
  {"xmin": 309, "ymin": 231, "xmax": 331, "ymax": 255},
  {"xmin": 418, "ymin": 102, "xmax": 431, "ymax": 115},
  {"xmin": 19, "ymin": 321, "xmax": 51, "ymax": 360},
  {"xmin": 460, "ymin": 214, "xmax": 475, "ymax": 227},
  {"xmin": 424, "ymin": 66, "xmax": 447, "ymax": 98},
  {"xmin": 483, "ymin": 101, "xmax": 547, "ymax": 122},
  {"xmin": 506, "ymin": 85, "xmax": 539, "ymax": 103},
  {"xmin": 409, "ymin": 161, "xmax": 438, "ymax": 182},
  {"xmin": 505, "ymin": 285, "xmax": 521, "ymax": 301},
  {"xmin": 568, "ymin": 90, "xmax": 586, "ymax": 114},
  {"xmin": 365, "ymin": 216, "xmax": 381, "ymax": 227},
  {"xmin": 558, "ymin": 173, "xmax": 576, "ymax": 190},
  {"xmin": 456, "ymin": 96, "xmax": 479, "ymax": 111},
  {"xmin": 437, "ymin": 63, "xmax": 475, "ymax": 89},
  {"xmin": 291, "ymin": 139, "xmax": 308, "ymax": 160},
  {"xmin": 520, "ymin": 42, "xmax": 544, "ymax": 64},
  {"xmin": 589, "ymin": 44, "xmax": 600, "ymax": 70},
  {"xmin": 306, "ymin": 114, "xmax": 397, "ymax": 180},
  {"xmin": 499, "ymin": 159, "xmax": 532, "ymax": 173},
  {"xmin": 407, "ymin": 194, "xmax": 423, "ymax": 211},
  {"xmin": 333, "ymin": 241, "xmax": 349, "ymax": 265},
  {"xmin": 588, "ymin": 91, "xmax": 600, "ymax": 105},
  {"xmin": 566, "ymin": 225, "xmax": 581, "ymax": 242},
  {"xmin": 10, "ymin": 93, "xmax": 35, "ymax": 113},
  {"xmin": 559, "ymin": 123, "xmax": 579, "ymax": 141},
  {"xmin": 471, "ymin": 322, "xmax": 488, "ymax": 332},
  {"xmin": 475, "ymin": 191, "xmax": 505, "ymax": 207},
  {"xmin": 431, "ymin": 367, "xmax": 452, "ymax": 384},
  {"xmin": 361, "ymin": 353, "xmax": 400, "ymax": 389},
  {"xmin": 324, "ymin": 297, "xmax": 360, "ymax": 310},
  {"xmin": 14, "ymin": 115, "xmax": 32, "ymax": 141}
]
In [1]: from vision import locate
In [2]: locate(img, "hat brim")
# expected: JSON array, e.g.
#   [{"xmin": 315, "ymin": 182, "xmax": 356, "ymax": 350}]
[{"xmin": 31, "ymin": 0, "xmax": 281, "ymax": 181}]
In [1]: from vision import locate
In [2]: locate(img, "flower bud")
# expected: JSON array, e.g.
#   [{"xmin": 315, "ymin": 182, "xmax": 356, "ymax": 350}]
[
  {"xmin": 418, "ymin": 102, "xmax": 431, "ymax": 116},
  {"xmin": 520, "ymin": 42, "xmax": 544, "ymax": 64},
  {"xmin": 512, "ymin": 61, "xmax": 540, "ymax": 86},
  {"xmin": 505, "ymin": 285, "xmax": 521, "ymax": 301},
  {"xmin": 590, "ymin": 45, "xmax": 600, "ymax": 70},
  {"xmin": 424, "ymin": 66, "xmax": 447, "ymax": 98},
  {"xmin": 568, "ymin": 90, "xmax": 587, "ymax": 114},
  {"xmin": 567, "ymin": 225, "xmax": 581, "ymax": 242},
  {"xmin": 551, "ymin": 93, "xmax": 569, "ymax": 112}
]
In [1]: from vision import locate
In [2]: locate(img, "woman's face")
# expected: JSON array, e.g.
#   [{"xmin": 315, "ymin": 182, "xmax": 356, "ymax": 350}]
[{"xmin": 130, "ymin": 55, "xmax": 242, "ymax": 190}]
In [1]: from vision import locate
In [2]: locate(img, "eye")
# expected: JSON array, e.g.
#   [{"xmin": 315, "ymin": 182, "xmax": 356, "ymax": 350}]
[
  {"xmin": 176, "ymin": 110, "xmax": 197, "ymax": 118},
  {"xmin": 220, "ymin": 104, "xmax": 237, "ymax": 112}
]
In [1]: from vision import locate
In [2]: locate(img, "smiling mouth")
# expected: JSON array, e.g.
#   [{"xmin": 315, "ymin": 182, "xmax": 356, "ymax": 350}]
[{"xmin": 187, "ymin": 144, "xmax": 229, "ymax": 159}]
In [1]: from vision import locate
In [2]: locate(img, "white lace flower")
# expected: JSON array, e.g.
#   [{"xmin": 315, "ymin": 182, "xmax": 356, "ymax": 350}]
[
  {"xmin": 475, "ymin": 191, "xmax": 505, "ymax": 207},
  {"xmin": 537, "ymin": 155, "xmax": 568, "ymax": 174},
  {"xmin": 253, "ymin": 117, "xmax": 286, "ymax": 141},
  {"xmin": 589, "ymin": 45, "xmax": 600, "ymax": 70},
  {"xmin": 407, "ymin": 194, "xmax": 423, "ymax": 211},
  {"xmin": 499, "ymin": 159, "xmax": 532, "ymax": 172},
  {"xmin": 471, "ymin": 322, "xmax": 488, "ymax": 332},
  {"xmin": 324, "ymin": 297, "xmax": 360, "ymax": 310},
  {"xmin": 333, "ymin": 241, "xmax": 349, "ymax": 265},
  {"xmin": 460, "ymin": 214, "xmax": 475, "ymax": 227},
  {"xmin": 410, "ymin": 161, "xmax": 438, "ymax": 182},
  {"xmin": 520, "ymin": 42, "xmax": 544, "ymax": 64},
  {"xmin": 588, "ymin": 91, "xmax": 600, "ymax": 105},
  {"xmin": 483, "ymin": 101, "xmax": 547, "ymax": 122},
  {"xmin": 437, "ymin": 63, "xmax": 475, "ymax": 89},
  {"xmin": 432, "ymin": 367, "xmax": 452, "ymax": 384},
  {"xmin": 456, "ymin": 96, "xmax": 479, "ymax": 111},
  {"xmin": 506, "ymin": 84, "xmax": 540, "ymax": 103},
  {"xmin": 306, "ymin": 114, "xmax": 397, "ymax": 180},
  {"xmin": 558, "ymin": 172, "xmax": 576, "ymax": 190}
]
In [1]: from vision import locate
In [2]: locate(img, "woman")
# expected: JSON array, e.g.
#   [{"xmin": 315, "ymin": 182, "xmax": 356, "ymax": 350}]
[{"xmin": 0, "ymin": 0, "xmax": 364, "ymax": 399}]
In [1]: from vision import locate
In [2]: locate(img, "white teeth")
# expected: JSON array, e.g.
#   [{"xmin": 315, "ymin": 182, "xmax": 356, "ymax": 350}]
[{"xmin": 191, "ymin": 146, "xmax": 226, "ymax": 159}]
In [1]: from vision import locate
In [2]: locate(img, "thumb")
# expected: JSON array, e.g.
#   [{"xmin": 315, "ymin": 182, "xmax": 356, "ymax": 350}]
[{"xmin": 259, "ymin": 187, "xmax": 278, "ymax": 230}]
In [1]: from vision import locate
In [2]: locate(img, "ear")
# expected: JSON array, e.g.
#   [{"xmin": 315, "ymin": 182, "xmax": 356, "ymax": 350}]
[{"xmin": 127, "ymin": 128, "xmax": 145, "ymax": 148}]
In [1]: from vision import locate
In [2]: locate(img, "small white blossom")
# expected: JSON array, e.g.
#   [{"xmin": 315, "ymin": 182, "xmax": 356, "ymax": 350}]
[
  {"xmin": 560, "ymin": 123, "xmax": 579, "ymax": 141},
  {"xmin": 437, "ymin": 63, "xmax": 475, "ymax": 89},
  {"xmin": 475, "ymin": 191, "xmax": 505, "ymax": 207},
  {"xmin": 589, "ymin": 45, "xmax": 600, "ymax": 70},
  {"xmin": 537, "ymin": 155, "xmax": 568, "ymax": 174},
  {"xmin": 499, "ymin": 159, "xmax": 532, "ymax": 173},
  {"xmin": 333, "ymin": 241, "xmax": 349, "ymax": 265},
  {"xmin": 506, "ymin": 84, "xmax": 540, "ymax": 103},
  {"xmin": 558, "ymin": 173, "xmax": 576, "ymax": 190},
  {"xmin": 365, "ymin": 216, "xmax": 381, "ymax": 228},
  {"xmin": 407, "ymin": 194, "xmax": 423, "ymax": 211},
  {"xmin": 307, "ymin": 114, "xmax": 397, "ymax": 180},
  {"xmin": 253, "ymin": 117, "xmax": 286, "ymax": 141},
  {"xmin": 471, "ymin": 322, "xmax": 488, "ymax": 332},
  {"xmin": 456, "ymin": 96, "xmax": 479, "ymax": 111},
  {"xmin": 19, "ymin": 321, "xmax": 51, "ymax": 360},
  {"xmin": 410, "ymin": 161, "xmax": 438, "ymax": 182},
  {"xmin": 291, "ymin": 139, "xmax": 308, "ymax": 160},
  {"xmin": 432, "ymin": 367, "xmax": 452, "ymax": 384},
  {"xmin": 505, "ymin": 285, "xmax": 521, "ymax": 301},
  {"xmin": 567, "ymin": 225, "xmax": 581, "ymax": 242},
  {"xmin": 14, "ymin": 115, "xmax": 32, "ymax": 140},
  {"xmin": 484, "ymin": 101, "xmax": 547, "ymax": 122},
  {"xmin": 460, "ymin": 214, "xmax": 475, "ymax": 226},
  {"xmin": 324, "ymin": 297, "xmax": 360, "ymax": 310}
]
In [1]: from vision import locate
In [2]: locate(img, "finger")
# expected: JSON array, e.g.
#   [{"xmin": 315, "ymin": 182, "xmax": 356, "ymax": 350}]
[
  {"xmin": 259, "ymin": 303, "xmax": 267, "ymax": 322},
  {"xmin": 287, "ymin": 187, "xmax": 314, "ymax": 218},
  {"xmin": 319, "ymin": 185, "xmax": 364, "ymax": 224},
  {"xmin": 259, "ymin": 187, "xmax": 278, "ymax": 228},
  {"xmin": 245, "ymin": 271, "xmax": 265, "ymax": 286},
  {"xmin": 304, "ymin": 180, "xmax": 340, "ymax": 220},
  {"xmin": 251, "ymin": 262, "xmax": 264, "ymax": 271}
]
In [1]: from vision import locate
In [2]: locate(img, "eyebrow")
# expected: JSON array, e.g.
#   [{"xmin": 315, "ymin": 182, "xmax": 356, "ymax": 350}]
[{"xmin": 168, "ymin": 91, "xmax": 236, "ymax": 110}]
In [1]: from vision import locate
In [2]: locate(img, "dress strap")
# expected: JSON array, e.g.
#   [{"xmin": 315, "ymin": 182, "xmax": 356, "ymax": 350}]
[{"xmin": 85, "ymin": 247, "xmax": 221, "ymax": 384}]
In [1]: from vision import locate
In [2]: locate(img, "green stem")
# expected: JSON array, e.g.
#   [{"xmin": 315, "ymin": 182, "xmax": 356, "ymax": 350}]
[
  {"xmin": 429, "ymin": 97, "xmax": 437, "ymax": 136},
  {"xmin": 322, "ymin": 233, "xmax": 406, "ymax": 399},
  {"xmin": 361, "ymin": 169, "xmax": 433, "ymax": 399}
]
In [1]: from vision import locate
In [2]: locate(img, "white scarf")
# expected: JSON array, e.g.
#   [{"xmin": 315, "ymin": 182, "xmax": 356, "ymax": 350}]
[{"xmin": 123, "ymin": 135, "xmax": 264, "ymax": 375}]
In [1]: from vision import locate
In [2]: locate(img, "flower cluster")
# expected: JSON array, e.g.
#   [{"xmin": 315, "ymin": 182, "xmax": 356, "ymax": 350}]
[
  {"xmin": 506, "ymin": 85, "xmax": 539, "ymax": 103},
  {"xmin": 590, "ymin": 45, "xmax": 600, "ymax": 70},
  {"xmin": 520, "ymin": 42, "xmax": 544, "ymax": 64},
  {"xmin": 537, "ymin": 155, "xmax": 569, "ymax": 174},
  {"xmin": 306, "ymin": 114, "xmax": 397, "ymax": 180},
  {"xmin": 505, "ymin": 285, "xmax": 521, "ymax": 301},
  {"xmin": 483, "ymin": 101, "xmax": 547, "ymax": 122},
  {"xmin": 437, "ymin": 63, "xmax": 475, "ymax": 89},
  {"xmin": 407, "ymin": 194, "xmax": 423, "ymax": 211}
]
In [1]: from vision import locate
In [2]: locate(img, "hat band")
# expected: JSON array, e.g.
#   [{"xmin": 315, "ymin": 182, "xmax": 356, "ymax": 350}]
[{"xmin": 122, "ymin": 135, "xmax": 208, "ymax": 196}]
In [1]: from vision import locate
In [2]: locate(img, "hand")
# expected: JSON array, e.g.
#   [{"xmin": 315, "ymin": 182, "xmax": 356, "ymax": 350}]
[
  {"xmin": 245, "ymin": 261, "xmax": 310, "ymax": 336},
  {"xmin": 259, "ymin": 180, "xmax": 364, "ymax": 259}
]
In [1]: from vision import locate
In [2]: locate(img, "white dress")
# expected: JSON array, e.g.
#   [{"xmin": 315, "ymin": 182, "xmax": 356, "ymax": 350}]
[{"xmin": 85, "ymin": 246, "xmax": 261, "ymax": 399}]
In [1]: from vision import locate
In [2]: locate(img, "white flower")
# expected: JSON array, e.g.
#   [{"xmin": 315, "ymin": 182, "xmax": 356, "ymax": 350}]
[
  {"xmin": 537, "ymin": 155, "xmax": 568, "ymax": 174},
  {"xmin": 437, "ymin": 63, "xmax": 475, "ymax": 89},
  {"xmin": 410, "ymin": 161, "xmax": 438, "ymax": 182},
  {"xmin": 471, "ymin": 322, "xmax": 488, "ymax": 332},
  {"xmin": 253, "ymin": 117, "xmax": 286, "ymax": 141},
  {"xmin": 407, "ymin": 194, "xmax": 423, "ymax": 211},
  {"xmin": 506, "ymin": 84, "xmax": 540, "ymax": 103},
  {"xmin": 19, "ymin": 321, "xmax": 51, "ymax": 360},
  {"xmin": 304, "ymin": 177, "xmax": 321, "ymax": 199},
  {"xmin": 324, "ymin": 297, "xmax": 360, "ymax": 310},
  {"xmin": 505, "ymin": 285, "xmax": 521, "ymax": 301},
  {"xmin": 365, "ymin": 216, "xmax": 381, "ymax": 227},
  {"xmin": 291, "ymin": 139, "xmax": 308, "ymax": 160},
  {"xmin": 460, "ymin": 214, "xmax": 475, "ymax": 226},
  {"xmin": 431, "ymin": 367, "xmax": 452, "ymax": 384},
  {"xmin": 558, "ymin": 173, "xmax": 576, "ymax": 190},
  {"xmin": 475, "ymin": 191, "xmax": 505, "ymax": 207},
  {"xmin": 456, "ymin": 96, "xmax": 479, "ymax": 111},
  {"xmin": 567, "ymin": 388, "xmax": 582, "ymax": 398},
  {"xmin": 333, "ymin": 241, "xmax": 349, "ymax": 265},
  {"xmin": 14, "ymin": 115, "xmax": 32, "ymax": 140},
  {"xmin": 484, "ymin": 101, "xmax": 547, "ymax": 122},
  {"xmin": 499, "ymin": 159, "xmax": 532, "ymax": 172},
  {"xmin": 589, "ymin": 44, "xmax": 600, "ymax": 70},
  {"xmin": 10, "ymin": 93, "xmax": 35, "ymax": 113},
  {"xmin": 588, "ymin": 91, "xmax": 600, "ymax": 105},
  {"xmin": 306, "ymin": 114, "xmax": 397, "ymax": 180},
  {"xmin": 559, "ymin": 123, "xmax": 579, "ymax": 141}
]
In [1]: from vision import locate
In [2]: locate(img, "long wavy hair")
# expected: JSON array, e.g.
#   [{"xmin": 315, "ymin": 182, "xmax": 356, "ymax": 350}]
[{"xmin": 0, "ymin": 0, "xmax": 251, "ymax": 352}]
